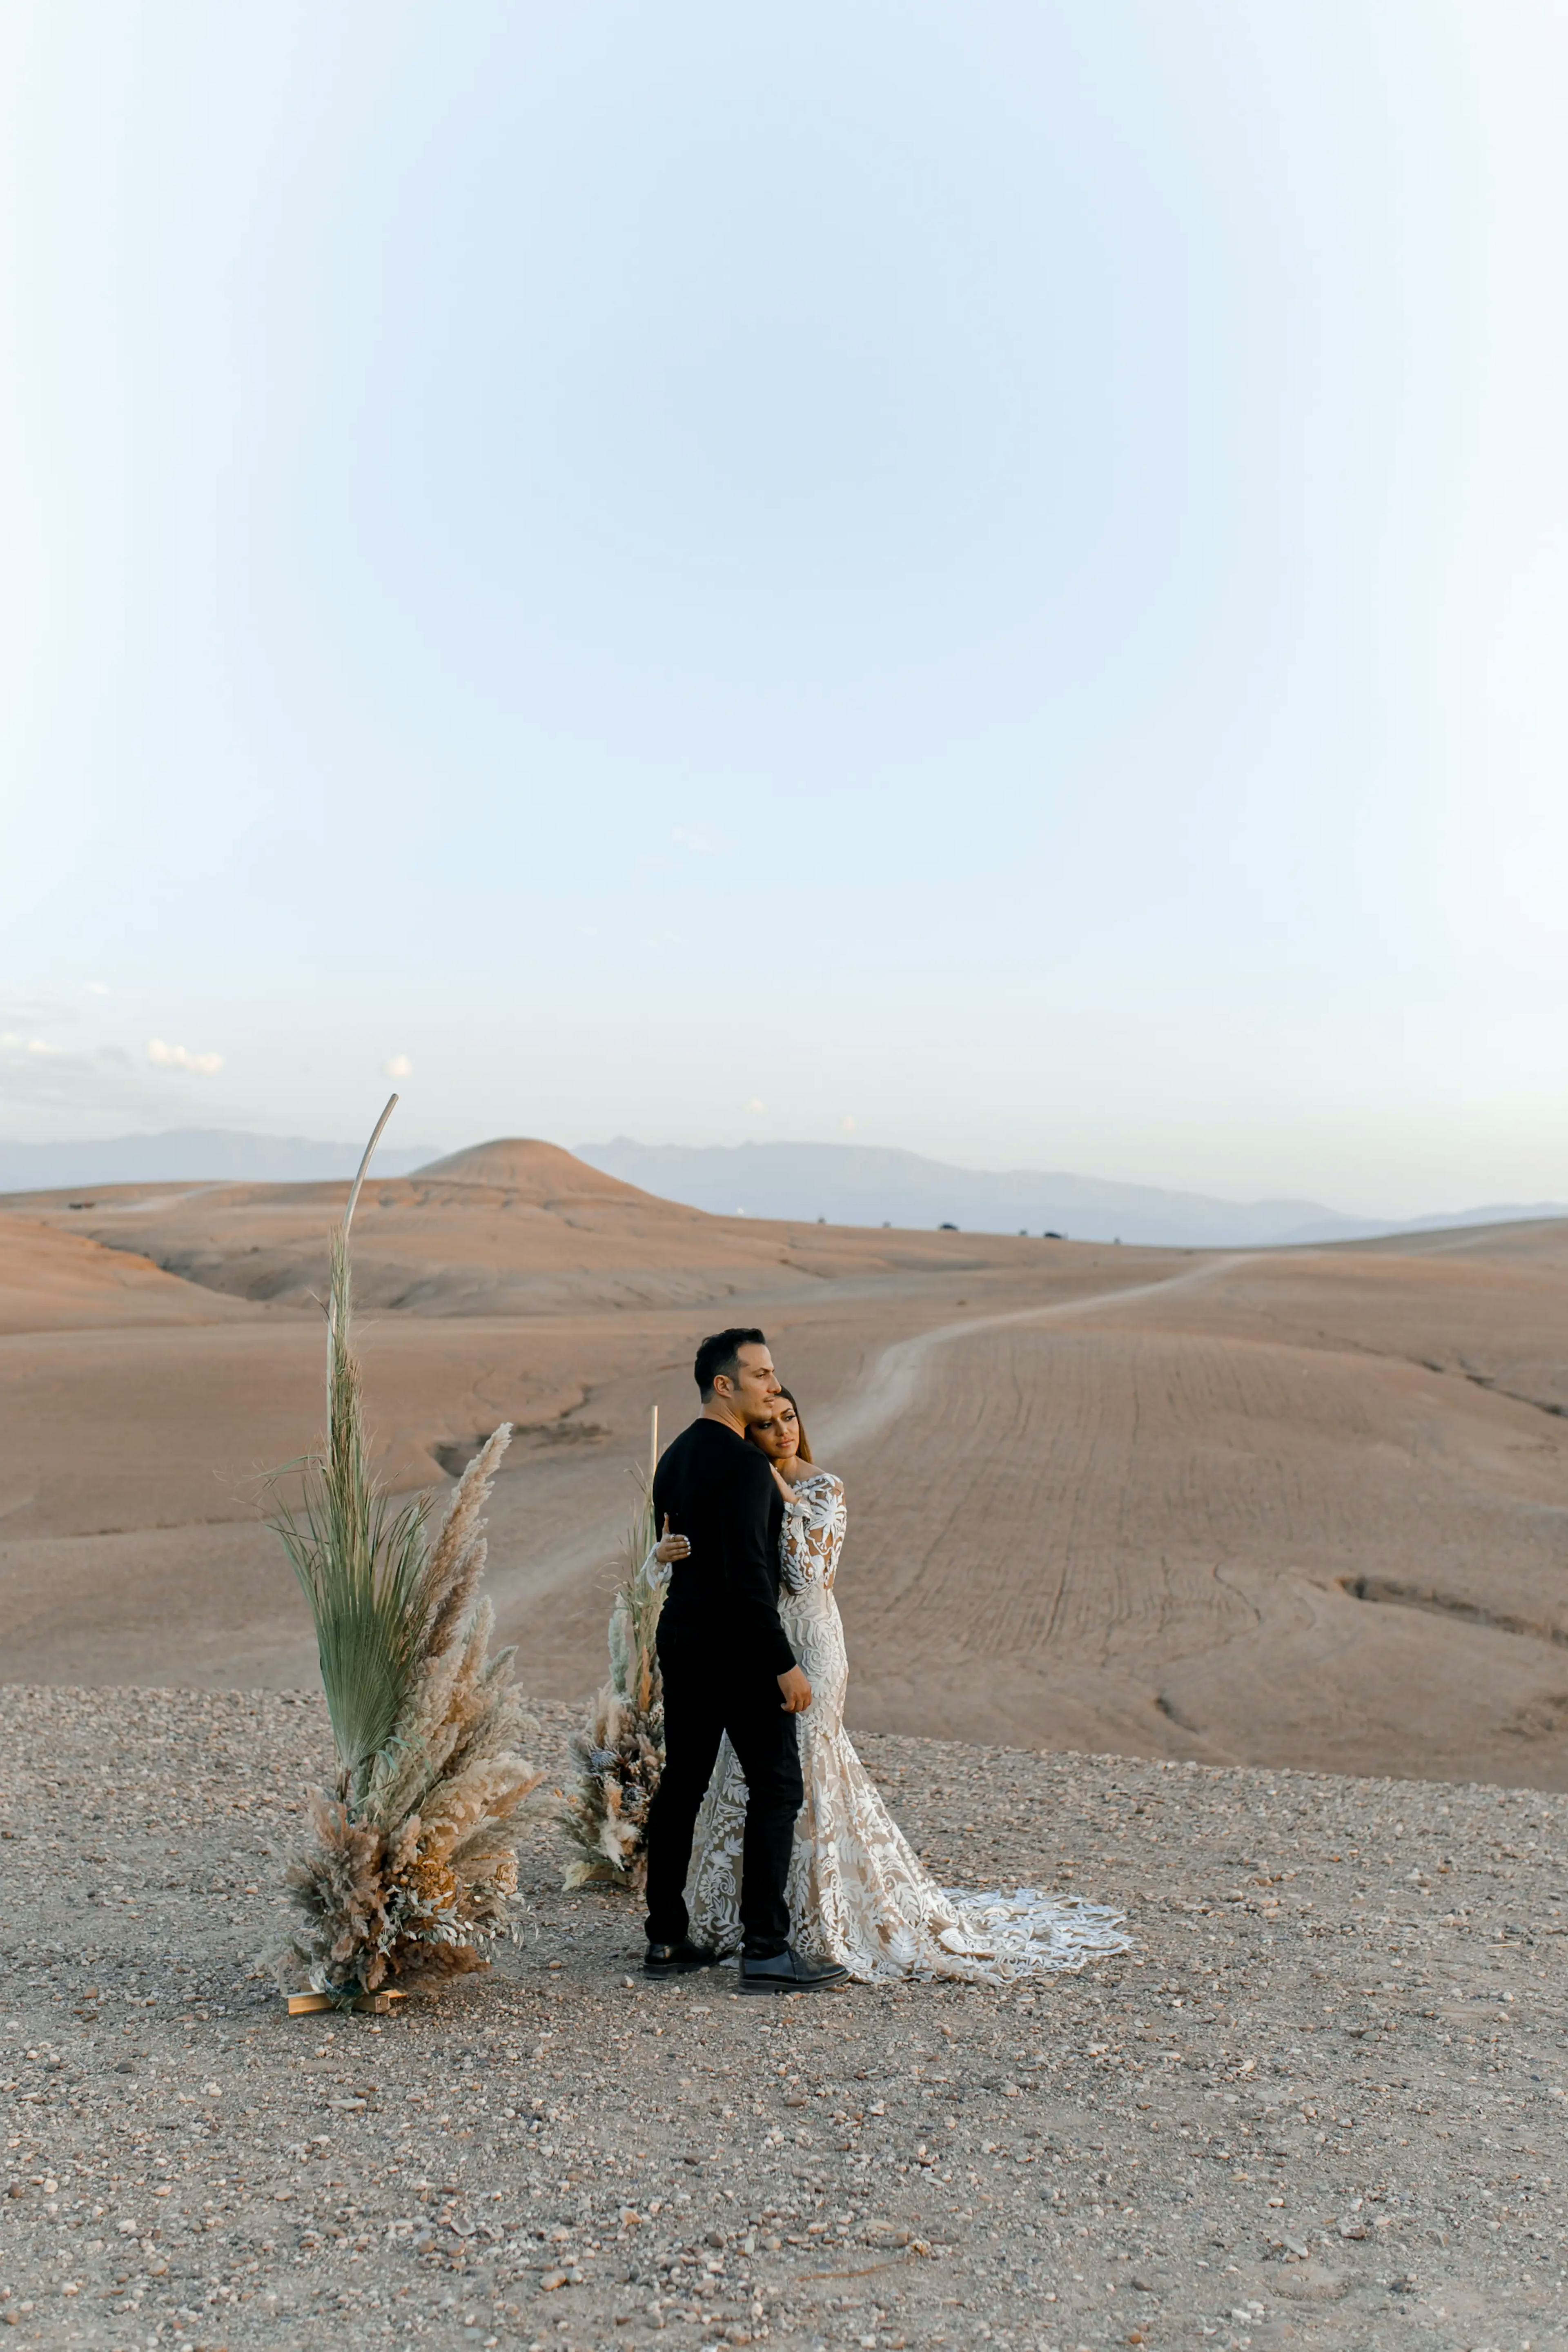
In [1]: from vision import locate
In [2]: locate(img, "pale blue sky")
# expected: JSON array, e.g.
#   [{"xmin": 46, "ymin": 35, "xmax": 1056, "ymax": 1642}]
[{"xmin": 3, "ymin": 1, "xmax": 1565, "ymax": 1214}]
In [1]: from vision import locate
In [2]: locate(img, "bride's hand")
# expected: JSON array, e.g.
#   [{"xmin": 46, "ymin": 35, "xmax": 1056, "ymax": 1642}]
[
  {"xmin": 767, "ymin": 1463, "xmax": 797, "ymax": 1505},
  {"xmin": 653, "ymin": 1513, "xmax": 690, "ymax": 1567}
]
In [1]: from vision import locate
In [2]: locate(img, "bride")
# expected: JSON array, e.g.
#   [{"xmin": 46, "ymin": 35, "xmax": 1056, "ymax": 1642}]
[{"xmin": 672, "ymin": 1389, "xmax": 1130, "ymax": 1984}]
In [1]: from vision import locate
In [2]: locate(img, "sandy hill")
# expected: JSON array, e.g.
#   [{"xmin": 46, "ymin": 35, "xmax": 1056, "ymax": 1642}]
[
  {"xmin": 5, "ymin": 1137, "xmax": 1051, "ymax": 1320},
  {"xmin": 413, "ymin": 1136, "xmax": 658, "ymax": 1197},
  {"xmin": 0, "ymin": 1141, "xmax": 1097, "ymax": 1553},
  {"xmin": 2, "ymin": 1147, "xmax": 1568, "ymax": 1792},
  {"xmin": 0, "ymin": 1211, "xmax": 265, "ymax": 1337}
]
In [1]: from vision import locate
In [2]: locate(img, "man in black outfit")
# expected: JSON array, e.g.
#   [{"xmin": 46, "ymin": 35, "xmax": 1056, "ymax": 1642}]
[{"xmin": 643, "ymin": 1327, "xmax": 848, "ymax": 1994}]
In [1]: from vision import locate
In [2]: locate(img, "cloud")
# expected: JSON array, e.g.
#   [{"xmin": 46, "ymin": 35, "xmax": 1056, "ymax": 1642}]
[
  {"xmin": 85, "ymin": 982, "xmax": 111, "ymax": 997},
  {"xmin": 147, "ymin": 1038, "xmax": 225, "ymax": 1075},
  {"xmin": 384, "ymin": 1054, "xmax": 413, "ymax": 1079},
  {"xmin": 744, "ymin": 1097, "xmax": 766, "ymax": 1114},
  {"xmin": 672, "ymin": 825, "xmax": 722, "ymax": 855}
]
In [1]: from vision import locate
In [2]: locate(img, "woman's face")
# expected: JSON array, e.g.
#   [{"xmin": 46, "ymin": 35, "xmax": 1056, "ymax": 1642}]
[{"xmin": 751, "ymin": 1400, "xmax": 800, "ymax": 1460}]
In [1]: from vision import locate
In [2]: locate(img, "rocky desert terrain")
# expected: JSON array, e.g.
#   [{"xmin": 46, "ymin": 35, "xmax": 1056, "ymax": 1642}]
[{"xmin": 2, "ymin": 1688, "xmax": 1566, "ymax": 2352}]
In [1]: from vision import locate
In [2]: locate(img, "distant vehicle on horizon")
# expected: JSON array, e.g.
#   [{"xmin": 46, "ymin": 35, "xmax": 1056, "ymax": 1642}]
[{"xmin": 938, "ymin": 1221, "xmax": 959, "ymax": 1231}]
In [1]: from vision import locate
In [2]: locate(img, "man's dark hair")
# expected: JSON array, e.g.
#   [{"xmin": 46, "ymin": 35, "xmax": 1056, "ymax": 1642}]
[{"xmin": 694, "ymin": 1326, "xmax": 768, "ymax": 1400}]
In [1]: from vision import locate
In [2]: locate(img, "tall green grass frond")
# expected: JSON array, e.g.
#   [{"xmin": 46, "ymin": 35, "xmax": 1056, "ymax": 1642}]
[
  {"xmin": 270, "ymin": 1099, "xmax": 430, "ymax": 1800},
  {"xmin": 270, "ymin": 1413, "xmax": 431, "ymax": 1802}
]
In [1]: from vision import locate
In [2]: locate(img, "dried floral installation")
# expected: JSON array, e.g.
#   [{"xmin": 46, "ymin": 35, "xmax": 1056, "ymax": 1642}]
[
  {"xmin": 559, "ymin": 1415, "xmax": 667, "ymax": 1893},
  {"xmin": 269, "ymin": 1096, "xmax": 545, "ymax": 2005}
]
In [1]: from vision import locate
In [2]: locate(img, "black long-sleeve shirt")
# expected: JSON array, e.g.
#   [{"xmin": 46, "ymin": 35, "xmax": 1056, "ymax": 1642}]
[{"xmin": 651, "ymin": 1417, "xmax": 796, "ymax": 1679}]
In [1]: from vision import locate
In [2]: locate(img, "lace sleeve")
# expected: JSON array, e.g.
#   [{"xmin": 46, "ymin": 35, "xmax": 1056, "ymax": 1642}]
[
  {"xmin": 780, "ymin": 1475, "xmax": 847, "ymax": 1591},
  {"xmin": 640, "ymin": 1544, "xmax": 670, "ymax": 1593}
]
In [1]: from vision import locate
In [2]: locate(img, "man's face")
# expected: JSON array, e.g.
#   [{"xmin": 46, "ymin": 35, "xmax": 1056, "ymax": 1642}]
[{"xmin": 722, "ymin": 1343, "xmax": 782, "ymax": 1425}]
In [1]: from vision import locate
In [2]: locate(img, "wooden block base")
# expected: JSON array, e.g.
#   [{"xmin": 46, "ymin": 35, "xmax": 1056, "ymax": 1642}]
[{"xmin": 285, "ymin": 1988, "xmax": 410, "ymax": 2016}]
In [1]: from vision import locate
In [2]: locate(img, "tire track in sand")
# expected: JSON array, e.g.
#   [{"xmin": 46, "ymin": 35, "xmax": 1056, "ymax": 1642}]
[{"xmin": 816, "ymin": 1253, "xmax": 1255, "ymax": 1462}]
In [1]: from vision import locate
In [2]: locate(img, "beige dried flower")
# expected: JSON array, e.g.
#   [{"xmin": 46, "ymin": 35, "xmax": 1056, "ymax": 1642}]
[{"xmin": 559, "ymin": 1479, "xmax": 666, "ymax": 1894}]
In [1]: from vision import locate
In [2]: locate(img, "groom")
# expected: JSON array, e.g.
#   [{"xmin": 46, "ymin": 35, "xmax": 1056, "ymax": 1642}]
[{"xmin": 642, "ymin": 1327, "xmax": 847, "ymax": 1993}]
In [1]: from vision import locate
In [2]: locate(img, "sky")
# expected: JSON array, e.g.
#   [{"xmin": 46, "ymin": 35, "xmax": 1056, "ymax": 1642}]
[{"xmin": 2, "ymin": 0, "xmax": 1566, "ymax": 1217}]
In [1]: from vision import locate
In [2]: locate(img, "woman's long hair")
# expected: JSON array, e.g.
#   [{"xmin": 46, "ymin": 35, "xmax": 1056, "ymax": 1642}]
[{"xmin": 776, "ymin": 1385, "xmax": 813, "ymax": 1465}]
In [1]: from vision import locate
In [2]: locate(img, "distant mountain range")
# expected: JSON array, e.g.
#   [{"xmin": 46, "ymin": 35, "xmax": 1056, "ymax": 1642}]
[
  {"xmin": 0, "ymin": 1128, "xmax": 439, "ymax": 1192},
  {"xmin": 576, "ymin": 1137, "xmax": 1568, "ymax": 1250}
]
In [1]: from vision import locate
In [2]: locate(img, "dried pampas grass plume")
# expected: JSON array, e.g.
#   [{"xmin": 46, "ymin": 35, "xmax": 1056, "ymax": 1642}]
[{"xmin": 559, "ymin": 1409, "xmax": 667, "ymax": 1895}]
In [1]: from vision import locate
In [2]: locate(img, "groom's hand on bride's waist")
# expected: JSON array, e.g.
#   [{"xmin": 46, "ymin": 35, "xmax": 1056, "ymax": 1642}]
[{"xmin": 777, "ymin": 1666, "xmax": 813, "ymax": 1713}]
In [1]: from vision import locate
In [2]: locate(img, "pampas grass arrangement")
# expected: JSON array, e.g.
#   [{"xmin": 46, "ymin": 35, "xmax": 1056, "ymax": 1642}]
[
  {"xmin": 559, "ymin": 1413, "xmax": 667, "ymax": 1893},
  {"xmin": 270, "ymin": 1096, "xmax": 545, "ymax": 2004}
]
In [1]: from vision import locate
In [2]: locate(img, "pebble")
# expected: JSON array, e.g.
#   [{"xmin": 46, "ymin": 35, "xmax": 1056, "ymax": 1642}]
[{"xmin": 0, "ymin": 1686, "xmax": 1565, "ymax": 2350}]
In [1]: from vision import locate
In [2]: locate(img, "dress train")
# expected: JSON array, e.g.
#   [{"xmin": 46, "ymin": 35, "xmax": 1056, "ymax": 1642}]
[{"xmin": 681, "ymin": 1473, "xmax": 1129, "ymax": 1984}]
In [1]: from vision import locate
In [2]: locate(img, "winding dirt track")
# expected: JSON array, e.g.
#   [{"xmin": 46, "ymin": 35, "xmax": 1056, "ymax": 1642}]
[{"xmin": 816, "ymin": 1252, "xmax": 1252, "ymax": 1456}]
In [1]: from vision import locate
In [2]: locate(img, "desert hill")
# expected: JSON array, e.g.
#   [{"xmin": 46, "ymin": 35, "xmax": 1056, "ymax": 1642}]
[
  {"xmin": 412, "ymin": 1136, "xmax": 655, "ymax": 1195},
  {"xmin": 0, "ymin": 1211, "xmax": 265, "ymax": 1337},
  {"xmin": 10, "ymin": 1121, "xmax": 1566, "ymax": 1245},
  {"xmin": 2, "ymin": 1144, "xmax": 1568, "ymax": 1790},
  {"xmin": 0, "ymin": 1143, "xmax": 1119, "ymax": 1548},
  {"xmin": 5, "ymin": 1136, "xmax": 1056, "ymax": 1320}
]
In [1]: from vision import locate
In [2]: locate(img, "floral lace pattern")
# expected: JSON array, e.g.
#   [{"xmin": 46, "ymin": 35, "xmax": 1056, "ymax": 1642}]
[{"xmin": 685, "ymin": 1471, "xmax": 1130, "ymax": 1983}]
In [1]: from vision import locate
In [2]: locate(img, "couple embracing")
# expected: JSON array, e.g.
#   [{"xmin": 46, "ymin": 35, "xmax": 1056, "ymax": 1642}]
[{"xmin": 641, "ymin": 1327, "xmax": 1128, "ymax": 1992}]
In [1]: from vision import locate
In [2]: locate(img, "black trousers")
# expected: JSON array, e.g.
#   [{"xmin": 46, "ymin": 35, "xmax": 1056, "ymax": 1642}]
[{"xmin": 643, "ymin": 1633, "xmax": 803, "ymax": 1957}]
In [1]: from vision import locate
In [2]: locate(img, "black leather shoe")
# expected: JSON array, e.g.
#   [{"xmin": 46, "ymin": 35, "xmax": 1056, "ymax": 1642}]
[
  {"xmin": 739, "ymin": 1946, "xmax": 851, "ymax": 1994},
  {"xmin": 643, "ymin": 1940, "xmax": 722, "ymax": 1977}
]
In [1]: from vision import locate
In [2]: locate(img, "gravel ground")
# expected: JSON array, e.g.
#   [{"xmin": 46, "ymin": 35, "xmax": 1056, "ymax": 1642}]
[{"xmin": 1, "ymin": 1689, "xmax": 1566, "ymax": 2352}]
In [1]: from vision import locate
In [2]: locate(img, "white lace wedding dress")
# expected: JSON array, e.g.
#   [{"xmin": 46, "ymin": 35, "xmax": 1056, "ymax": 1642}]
[{"xmin": 676, "ymin": 1471, "xmax": 1131, "ymax": 1984}]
